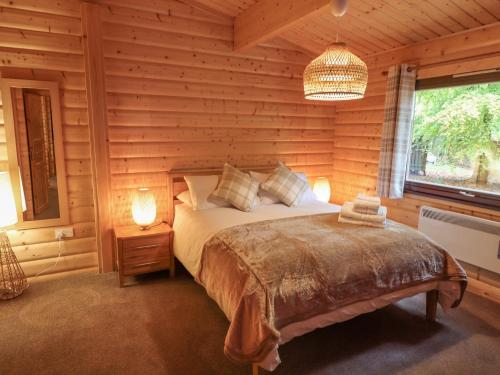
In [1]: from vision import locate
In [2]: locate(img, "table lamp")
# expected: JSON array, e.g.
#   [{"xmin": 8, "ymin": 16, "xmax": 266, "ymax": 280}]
[
  {"xmin": 313, "ymin": 177, "xmax": 331, "ymax": 203},
  {"xmin": 0, "ymin": 171, "xmax": 28, "ymax": 300},
  {"xmin": 132, "ymin": 187, "xmax": 157, "ymax": 230}
]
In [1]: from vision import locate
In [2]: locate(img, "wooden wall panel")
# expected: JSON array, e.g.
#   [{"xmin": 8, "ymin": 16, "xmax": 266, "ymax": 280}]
[
  {"xmin": 0, "ymin": 1, "xmax": 98, "ymax": 278},
  {"xmin": 100, "ymin": 0, "xmax": 336, "ymax": 226},
  {"xmin": 332, "ymin": 24, "xmax": 500, "ymax": 225}
]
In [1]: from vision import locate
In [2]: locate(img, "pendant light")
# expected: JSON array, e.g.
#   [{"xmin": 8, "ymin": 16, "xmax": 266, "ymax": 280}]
[{"xmin": 303, "ymin": 0, "xmax": 368, "ymax": 101}]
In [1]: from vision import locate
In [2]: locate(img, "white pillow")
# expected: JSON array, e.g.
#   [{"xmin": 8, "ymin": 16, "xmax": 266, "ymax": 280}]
[
  {"xmin": 295, "ymin": 172, "xmax": 319, "ymax": 204},
  {"xmin": 184, "ymin": 175, "xmax": 231, "ymax": 210},
  {"xmin": 176, "ymin": 190, "xmax": 192, "ymax": 207},
  {"xmin": 250, "ymin": 171, "xmax": 318, "ymax": 205}
]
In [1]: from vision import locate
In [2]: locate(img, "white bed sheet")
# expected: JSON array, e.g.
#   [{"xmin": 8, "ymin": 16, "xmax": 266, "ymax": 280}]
[{"xmin": 173, "ymin": 201, "xmax": 341, "ymax": 276}]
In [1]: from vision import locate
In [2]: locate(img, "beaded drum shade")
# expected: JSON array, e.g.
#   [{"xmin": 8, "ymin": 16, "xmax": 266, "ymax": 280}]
[{"xmin": 304, "ymin": 42, "xmax": 368, "ymax": 101}]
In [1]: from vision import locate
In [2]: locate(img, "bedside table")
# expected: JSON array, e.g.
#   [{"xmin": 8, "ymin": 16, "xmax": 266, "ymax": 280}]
[{"xmin": 114, "ymin": 223, "xmax": 175, "ymax": 287}]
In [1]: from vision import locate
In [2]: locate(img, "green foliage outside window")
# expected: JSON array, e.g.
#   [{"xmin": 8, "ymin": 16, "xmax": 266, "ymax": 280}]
[{"xmin": 410, "ymin": 82, "xmax": 500, "ymax": 191}]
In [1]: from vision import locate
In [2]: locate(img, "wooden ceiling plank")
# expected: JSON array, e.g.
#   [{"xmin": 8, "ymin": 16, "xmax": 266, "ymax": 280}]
[
  {"xmin": 474, "ymin": 0, "xmax": 500, "ymax": 19},
  {"xmin": 386, "ymin": 0, "xmax": 455, "ymax": 36},
  {"xmin": 282, "ymin": 21, "xmax": 373, "ymax": 57},
  {"xmin": 337, "ymin": 9, "xmax": 406, "ymax": 48},
  {"xmin": 441, "ymin": 0, "xmax": 485, "ymax": 27},
  {"xmin": 363, "ymin": 23, "xmax": 500, "ymax": 70},
  {"xmin": 296, "ymin": 12, "xmax": 384, "ymax": 55},
  {"xmin": 419, "ymin": 0, "xmax": 475, "ymax": 31},
  {"xmin": 359, "ymin": 0, "xmax": 439, "ymax": 40},
  {"xmin": 450, "ymin": 0, "xmax": 498, "ymax": 24},
  {"xmin": 234, "ymin": 0, "xmax": 330, "ymax": 51},
  {"xmin": 352, "ymin": 0, "xmax": 427, "ymax": 44},
  {"xmin": 316, "ymin": 11, "xmax": 397, "ymax": 52},
  {"xmin": 343, "ymin": 2, "xmax": 414, "ymax": 46},
  {"xmin": 262, "ymin": 12, "xmax": 394, "ymax": 57}
]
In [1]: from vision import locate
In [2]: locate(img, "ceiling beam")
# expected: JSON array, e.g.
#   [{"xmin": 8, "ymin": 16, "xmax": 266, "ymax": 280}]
[{"xmin": 234, "ymin": 0, "xmax": 330, "ymax": 52}]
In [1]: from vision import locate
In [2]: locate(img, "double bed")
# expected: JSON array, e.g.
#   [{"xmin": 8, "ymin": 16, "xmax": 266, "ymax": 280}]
[{"xmin": 167, "ymin": 169, "xmax": 467, "ymax": 373}]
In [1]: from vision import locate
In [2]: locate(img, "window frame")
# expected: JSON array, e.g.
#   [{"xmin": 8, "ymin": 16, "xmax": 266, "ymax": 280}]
[{"xmin": 404, "ymin": 70, "xmax": 500, "ymax": 211}]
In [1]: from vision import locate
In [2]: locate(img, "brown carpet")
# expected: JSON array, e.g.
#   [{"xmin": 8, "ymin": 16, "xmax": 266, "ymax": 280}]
[{"xmin": 1, "ymin": 268, "xmax": 499, "ymax": 375}]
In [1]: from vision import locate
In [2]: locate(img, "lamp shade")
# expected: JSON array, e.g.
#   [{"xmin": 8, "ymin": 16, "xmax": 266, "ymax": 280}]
[
  {"xmin": 0, "ymin": 172, "xmax": 18, "ymax": 228},
  {"xmin": 313, "ymin": 177, "xmax": 331, "ymax": 203},
  {"xmin": 132, "ymin": 187, "xmax": 156, "ymax": 229},
  {"xmin": 304, "ymin": 42, "xmax": 368, "ymax": 101}
]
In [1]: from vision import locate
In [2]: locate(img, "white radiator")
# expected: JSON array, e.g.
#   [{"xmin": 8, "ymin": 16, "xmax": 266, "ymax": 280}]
[{"xmin": 418, "ymin": 206, "xmax": 500, "ymax": 273}]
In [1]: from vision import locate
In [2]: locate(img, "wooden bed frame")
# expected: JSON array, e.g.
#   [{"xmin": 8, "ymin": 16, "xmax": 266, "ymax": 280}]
[{"xmin": 166, "ymin": 169, "xmax": 440, "ymax": 375}]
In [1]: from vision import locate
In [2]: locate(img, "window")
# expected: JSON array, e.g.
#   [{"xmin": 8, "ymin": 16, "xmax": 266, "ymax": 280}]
[{"xmin": 405, "ymin": 71, "xmax": 500, "ymax": 210}]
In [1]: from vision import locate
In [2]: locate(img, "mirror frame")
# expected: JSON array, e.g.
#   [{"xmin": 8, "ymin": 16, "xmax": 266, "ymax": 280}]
[{"xmin": 1, "ymin": 78, "xmax": 70, "ymax": 229}]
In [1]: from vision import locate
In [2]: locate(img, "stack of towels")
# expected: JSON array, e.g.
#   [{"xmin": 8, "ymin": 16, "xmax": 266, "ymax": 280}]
[{"xmin": 338, "ymin": 194, "xmax": 387, "ymax": 228}]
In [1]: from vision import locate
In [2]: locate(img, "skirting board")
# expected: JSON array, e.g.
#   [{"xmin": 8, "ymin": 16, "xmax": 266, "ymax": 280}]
[
  {"xmin": 27, "ymin": 267, "xmax": 98, "ymax": 284},
  {"xmin": 467, "ymin": 278, "xmax": 500, "ymax": 304}
]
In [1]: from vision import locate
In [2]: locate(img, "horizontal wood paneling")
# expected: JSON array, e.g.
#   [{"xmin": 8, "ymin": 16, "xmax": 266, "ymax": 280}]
[
  {"xmin": 331, "ymin": 24, "xmax": 500, "ymax": 227},
  {"xmin": 100, "ymin": 0, "xmax": 335, "ymax": 225},
  {"xmin": 0, "ymin": 0, "xmax": 98, "ymax": 278}
]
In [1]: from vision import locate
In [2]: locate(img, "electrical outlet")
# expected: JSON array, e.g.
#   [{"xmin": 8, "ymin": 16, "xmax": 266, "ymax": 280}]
[{"xmin": 55, "ymin": 227, "xmax": 74, "ymax": 240}]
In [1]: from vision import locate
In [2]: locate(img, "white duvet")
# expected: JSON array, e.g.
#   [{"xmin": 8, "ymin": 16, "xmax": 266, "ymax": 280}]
[{"xmin": 173, "ymin": 201, "xmax": 341, "ymax": 276}]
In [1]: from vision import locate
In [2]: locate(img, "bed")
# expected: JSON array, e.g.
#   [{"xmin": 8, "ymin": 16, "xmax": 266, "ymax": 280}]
[{"xmin": 166, "ymin": 169, "xmax": 467, "ymax": 374}]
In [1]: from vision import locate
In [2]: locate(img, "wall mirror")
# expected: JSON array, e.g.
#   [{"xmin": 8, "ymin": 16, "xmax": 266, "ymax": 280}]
[{"xmin": 1, "ymin": 79, "xmax": 69, "ymax": 229}]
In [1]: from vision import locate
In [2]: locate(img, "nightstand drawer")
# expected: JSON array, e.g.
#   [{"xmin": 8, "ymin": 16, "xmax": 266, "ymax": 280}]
[
  {"xmin": 123, "ymin": 248, "xmax": 168, "ymax": 266},
  {"xmin": 123, "ymin": 243, "xmax": 167, "ymax": 261},
  {"xmin": 123, "ymin": 258, "xmax": 171, "ymax": 276},
  {"xmin": 122, "ymin": 235, "xmax": 168, "ymax": 251}
]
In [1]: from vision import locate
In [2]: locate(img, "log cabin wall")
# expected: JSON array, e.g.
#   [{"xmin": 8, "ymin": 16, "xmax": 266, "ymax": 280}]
[
  {"xmin": 0, "ymin": 0, "xmax": 98, "ymax": 278},
  {"xmin": 98, "ymin": 0, "xmax": 336, "ymax": 226},
  {"xmin": 332, "ymin": 24, "xmax": 500, "ymax": 288}
]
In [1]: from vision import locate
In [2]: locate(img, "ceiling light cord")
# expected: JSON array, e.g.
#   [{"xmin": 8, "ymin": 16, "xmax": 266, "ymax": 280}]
[
  {"xmin": 331, "ymin": 0, "xmax": 347, "ymax": 43},
  {"xmin": 336, "ymin": 15, "xmax": 340, "ymax": 43}
]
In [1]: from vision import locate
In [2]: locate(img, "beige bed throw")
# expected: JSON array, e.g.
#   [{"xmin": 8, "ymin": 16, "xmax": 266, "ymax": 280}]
[{"xmin": 196, "ymin": 213, "xmax": 467, "ymax": 366}]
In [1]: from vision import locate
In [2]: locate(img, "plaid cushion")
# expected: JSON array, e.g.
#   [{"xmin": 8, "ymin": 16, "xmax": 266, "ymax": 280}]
[
  {"xmin": 261, "ymin": 163, "xmax": 308, "ymax": 206},
  {"xmin": 209, "ymin": 164, "xmax": 259, "ymax": 212}
]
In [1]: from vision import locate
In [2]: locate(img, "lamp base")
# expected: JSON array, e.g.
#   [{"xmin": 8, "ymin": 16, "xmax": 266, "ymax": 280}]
[{"xmin": 0, "ymin": 230, "xmax": 28, "ymax": 301}]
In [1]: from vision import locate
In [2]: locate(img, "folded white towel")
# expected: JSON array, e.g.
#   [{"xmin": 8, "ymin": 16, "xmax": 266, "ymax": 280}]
[
  {"xmin": 353, "ymin": 194, "xmax": 381, "ymax": 213},
  {"xmin": 338, "ymin": 215, "xmax": 386, "ymax": 228},
  {"xmin": 341, "ymin": 202, "xmax": 387, "ymax": 223},
  {"xmin": 356, "ymin": 194, "xmax": 381, "ymax": 204},
  {"xmin": 353, "ymin": 204, "xmax": 379, "ymax": 215}
]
